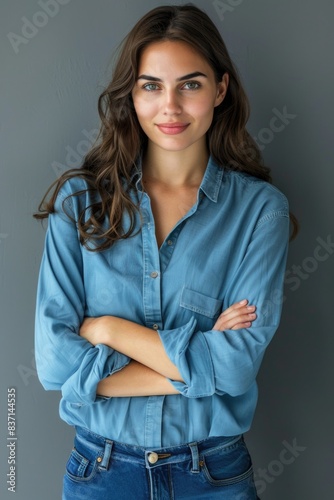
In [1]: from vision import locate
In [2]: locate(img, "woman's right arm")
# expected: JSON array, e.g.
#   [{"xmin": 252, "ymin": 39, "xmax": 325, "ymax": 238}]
[{"xmin": 34, "ymin": 181, "xmax": 131, "ymax": 405}]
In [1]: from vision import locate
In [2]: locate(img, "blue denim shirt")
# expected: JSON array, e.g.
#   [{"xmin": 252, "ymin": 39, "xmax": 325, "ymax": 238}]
[{"xmin": 35, "ymin": 156, "xmax": 289, "ymax": 447}]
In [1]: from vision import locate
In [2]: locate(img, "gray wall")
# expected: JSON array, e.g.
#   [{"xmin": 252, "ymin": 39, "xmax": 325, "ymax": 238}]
[{"xmin": 1, "ymin": 1, "xmax": 333, "ymax": 498}]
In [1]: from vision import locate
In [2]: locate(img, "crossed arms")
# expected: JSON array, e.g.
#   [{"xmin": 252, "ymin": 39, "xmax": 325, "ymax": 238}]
[{"xmin": 79, "ymin": 300, "xmax": 257, "ymax": 397}]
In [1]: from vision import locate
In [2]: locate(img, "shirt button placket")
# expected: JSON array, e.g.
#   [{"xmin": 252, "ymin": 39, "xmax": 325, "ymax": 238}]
[
  {"xmin": 150, "ymin": 272, "xmax": 160, "ymax": 330},
  {"xmin": 142, "ymin": 215, "xmax": 164, "ymax": 447}
]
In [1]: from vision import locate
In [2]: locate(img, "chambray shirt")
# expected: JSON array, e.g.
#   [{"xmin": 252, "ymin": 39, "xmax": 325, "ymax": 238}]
[{"xmin": 35, "ymin": 156, "xmax": 289, "ymax": 448}]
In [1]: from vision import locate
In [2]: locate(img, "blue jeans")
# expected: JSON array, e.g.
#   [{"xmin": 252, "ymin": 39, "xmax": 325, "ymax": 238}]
[{"xmin": 63, "ymin": 427, "xmax": 260, "ymax": 499}]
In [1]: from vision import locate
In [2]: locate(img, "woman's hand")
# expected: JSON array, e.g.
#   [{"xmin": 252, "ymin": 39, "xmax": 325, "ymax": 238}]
[
  {"xmin": 213, "ymin": 299, "xmax": 256, "ymax": 331},
  {"xmin": 80, "ymin": 316, "xmax": 115, "ymax": 346}
]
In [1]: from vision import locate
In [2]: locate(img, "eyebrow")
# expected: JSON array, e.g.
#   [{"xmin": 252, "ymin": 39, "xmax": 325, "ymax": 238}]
[{"xmin": 137, "ymin": 71, "xmax": 208, "ymax": 82}]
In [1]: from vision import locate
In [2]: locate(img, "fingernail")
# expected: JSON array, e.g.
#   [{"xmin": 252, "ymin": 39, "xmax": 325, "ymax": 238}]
[{"xmin": 240, "ymin": 299, "xmax": 248, "ymax": 305}]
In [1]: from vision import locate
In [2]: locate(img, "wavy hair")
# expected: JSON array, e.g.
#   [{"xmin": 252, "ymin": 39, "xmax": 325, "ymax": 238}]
[{"xmin": 34, "ymin": 4, "xmax": 298, "ymax": 249}]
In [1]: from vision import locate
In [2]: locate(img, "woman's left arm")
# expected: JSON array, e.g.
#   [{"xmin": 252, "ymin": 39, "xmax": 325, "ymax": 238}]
[{"xmin": 157, "ymin": 212, "xmax": 290, "ymax": 398}]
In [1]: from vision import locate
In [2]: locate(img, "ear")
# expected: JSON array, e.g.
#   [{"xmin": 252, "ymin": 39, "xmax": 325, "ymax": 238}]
[{"xmin": 214, "ymin": 73, "xmax": 229, "ymax": 107}]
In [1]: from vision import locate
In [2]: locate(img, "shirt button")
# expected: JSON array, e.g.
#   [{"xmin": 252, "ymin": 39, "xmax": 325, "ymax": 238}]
[
  {"xmin": 150, "ymin": 271, "xmax": 159, "ymax": 279},
  {"xmin": 167, "ymin": 240, "xmax": 173, "ymax": 246},
  {"xmin": 152, "ymin": 324, "xmax": 159, "ymax": 330},
  {"xmin": 148, "ymin": 452, "xmax": 159, "ymax": 464}
]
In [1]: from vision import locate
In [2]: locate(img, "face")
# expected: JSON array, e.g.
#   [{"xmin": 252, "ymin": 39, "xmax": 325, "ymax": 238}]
[{"xmin": 131, "ymin": 40, "xmax": 229, "ymax": 155}]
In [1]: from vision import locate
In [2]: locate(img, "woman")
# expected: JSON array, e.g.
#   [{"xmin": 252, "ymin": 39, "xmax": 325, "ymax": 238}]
[{"xmin": 35, "ymin": 4, "xmax": 295, "ymax": 499}]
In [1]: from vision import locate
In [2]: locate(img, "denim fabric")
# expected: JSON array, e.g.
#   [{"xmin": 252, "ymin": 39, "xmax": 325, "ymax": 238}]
[
  {"xmin": 35, "ymin": 156, "xmax": 289, "ymax": 447},
  {"xmin": 62, "ymin": 427, "xmax": 260, "ymax": 499}
]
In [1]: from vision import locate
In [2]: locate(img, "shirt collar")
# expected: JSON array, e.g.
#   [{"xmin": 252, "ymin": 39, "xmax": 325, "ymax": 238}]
[
  {"xmin": 199, "ymin": 156, "xmax": 224, "ymax": 203},
  {"xmin": 133, "ymin": 155, "xmax": 224, "ymax": 201}
]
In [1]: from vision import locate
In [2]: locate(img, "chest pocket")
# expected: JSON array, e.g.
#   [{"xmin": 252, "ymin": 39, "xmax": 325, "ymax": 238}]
[{"xmin": 179, "ymin": 286, "xmax": 223, "ymax": 319}]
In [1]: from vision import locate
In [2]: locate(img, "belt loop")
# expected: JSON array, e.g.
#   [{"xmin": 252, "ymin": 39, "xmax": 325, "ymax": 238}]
[
  {"xmin": 189, "ymin": 442, "xmax": 200, "ymax": 473},
  {"xmin": 100, "ymin": 439, "xmax": 113, "ymax": 470}
]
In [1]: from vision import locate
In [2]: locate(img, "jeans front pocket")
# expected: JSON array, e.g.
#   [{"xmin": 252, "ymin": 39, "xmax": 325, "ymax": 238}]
[
  {"xmin": 65, "ymin": 446, "xmax": 100, "ymax": 483},
  {"xmin": 201, "ymin": 437, "xmax": 254, "ymax": 487}
]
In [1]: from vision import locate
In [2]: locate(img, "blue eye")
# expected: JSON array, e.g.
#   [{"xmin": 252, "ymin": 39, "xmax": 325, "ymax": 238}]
[
  {"xmin": 143, "ymin": 83, "xmax": 160, "ymax": 91},
  {"xmin": 183, "ymin": 81, "xmax": 201, "ymax": 90}
]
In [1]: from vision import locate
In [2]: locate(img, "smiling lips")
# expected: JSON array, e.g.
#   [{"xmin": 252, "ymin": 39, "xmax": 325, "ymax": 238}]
[{"xmin": 156, "ymin": 122, "xmax": 190, "ymax": 135}]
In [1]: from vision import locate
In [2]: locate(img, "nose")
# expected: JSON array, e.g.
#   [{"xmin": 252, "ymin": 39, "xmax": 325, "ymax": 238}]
[{"xmin": 163, "ymin": 89, "xmax": 182, "ymax": 115}]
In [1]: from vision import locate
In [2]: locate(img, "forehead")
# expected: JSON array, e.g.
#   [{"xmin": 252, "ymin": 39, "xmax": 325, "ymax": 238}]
[{"xmin": 137, "ymin": 40, "xmax": 214, "ymax": 77}]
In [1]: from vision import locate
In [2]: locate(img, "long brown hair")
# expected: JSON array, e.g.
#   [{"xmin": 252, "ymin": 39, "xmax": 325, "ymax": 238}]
[{"xmin": 34, "ymin": 4, "xmax": 298, "ymax": 249}]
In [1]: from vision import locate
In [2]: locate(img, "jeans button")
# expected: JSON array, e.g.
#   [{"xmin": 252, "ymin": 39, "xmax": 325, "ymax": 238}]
[{"xmin": 148, "ymin": 452, "xmax": 159, "ymax": 464}]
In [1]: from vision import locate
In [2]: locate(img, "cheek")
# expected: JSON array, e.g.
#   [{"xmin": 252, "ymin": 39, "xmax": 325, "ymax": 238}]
[
  {"xmin": 133, "ymin": 97, "xmax": 157, "ymax": 122},
  {"xmin": 189, "ymin": 97, "xmax": 216, "ymax": 120}
]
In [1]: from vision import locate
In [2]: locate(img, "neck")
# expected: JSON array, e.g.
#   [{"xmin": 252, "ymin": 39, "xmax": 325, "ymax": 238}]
[{"xmin": 142, "ymin": 142, "xmax": 209, "ymax": 187}]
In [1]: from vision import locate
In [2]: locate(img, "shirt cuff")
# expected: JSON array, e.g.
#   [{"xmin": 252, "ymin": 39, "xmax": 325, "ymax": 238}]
[
  {"xmin": 61, "ymin": 344, "xmax": 130, "ymax": 404},
  {"xmin": 158, "ymin": 318, "xmax": 216, "ymax": 398}
]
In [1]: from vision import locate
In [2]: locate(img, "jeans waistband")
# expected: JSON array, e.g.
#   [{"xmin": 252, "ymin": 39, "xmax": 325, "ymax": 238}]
[{"xmin": 75, "ymin": 426, "xmax": 243, "ymax": 471}]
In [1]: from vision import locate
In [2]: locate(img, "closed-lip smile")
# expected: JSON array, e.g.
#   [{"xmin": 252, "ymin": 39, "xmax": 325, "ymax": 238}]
[{"xmin": 156, "ymin": 122, "xmax": 190, "ymax": 135}]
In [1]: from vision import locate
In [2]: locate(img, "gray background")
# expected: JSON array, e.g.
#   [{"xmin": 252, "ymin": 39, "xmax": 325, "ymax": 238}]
[{"xmin": 0, "ymin": 0, "xmax": 333, "ymax": 498}]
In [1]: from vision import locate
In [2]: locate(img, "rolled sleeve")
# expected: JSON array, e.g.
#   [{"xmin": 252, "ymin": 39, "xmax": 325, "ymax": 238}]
[
  {"xmin": 61, "ymin": 344, "xmax": 129, "ymax": 404},
  {"xmin": 158, "ymin": 318, "xmax": 216, "ymax": 398}
]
